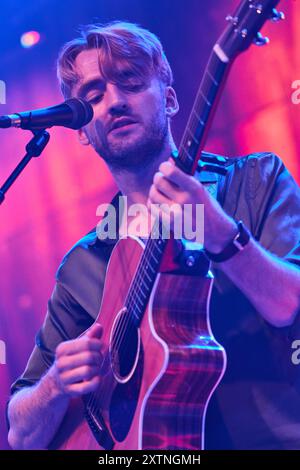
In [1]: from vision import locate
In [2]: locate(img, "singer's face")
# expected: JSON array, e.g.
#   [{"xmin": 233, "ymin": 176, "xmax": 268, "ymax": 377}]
[{"xmin": 73, "ymin": 49, "xmax": 172, "ymax": 170}]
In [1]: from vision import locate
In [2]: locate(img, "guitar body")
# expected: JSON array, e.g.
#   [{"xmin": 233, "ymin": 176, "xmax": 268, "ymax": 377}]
[
  {"xmin": 49, "ymin": 0, "xmax": 282, "ymax": 449},
  {"xmin": 50, "ymin": 236, "xmax": 225, "ymax": 450}
]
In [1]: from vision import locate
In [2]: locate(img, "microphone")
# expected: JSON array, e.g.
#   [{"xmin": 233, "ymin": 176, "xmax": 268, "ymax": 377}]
[{"xmin": 0, "ymin": 98, "xmax": 94, "ymax": 130}]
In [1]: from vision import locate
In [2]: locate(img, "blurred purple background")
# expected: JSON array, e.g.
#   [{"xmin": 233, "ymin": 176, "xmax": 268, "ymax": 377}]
[{"xmin": 0, "ymin": 0, "xmax": 299, "ymax": 449}]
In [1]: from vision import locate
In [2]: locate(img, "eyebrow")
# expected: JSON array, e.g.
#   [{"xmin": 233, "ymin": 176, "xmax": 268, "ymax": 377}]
[{"xmin": 76, "ymin": 78, "xmax": 106, "ymax": 98}]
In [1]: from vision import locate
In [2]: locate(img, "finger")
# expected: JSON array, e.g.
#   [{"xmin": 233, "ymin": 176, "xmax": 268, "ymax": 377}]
[
  {"xmin": 147, "ymin": 195, "xmax": 182, "ymax": 231},
  {"xmin": 61, "ymin": 365, "xmax": 101, "ymax": 385},
  {"xmin": 159, "ymin": 161, "xmax": 194, "ymax": 188},
  {"xmin": 66, "ymin": 376, "xmax": 101, "ymax": 396},
  {"xmin": 153, "ymin": 171, "xmax": 181, "ymax": 200},
  {"xmin": 168, "ymin": 156, "xmax": 176, "ymax": 166},
  {"xmin": 56, "ymin": 350, "xmax": 103, "ymax": 372},
  {"xmin": 149, "ymin": 183, "xmax": 172, "ymax": 206},
  {"xmin": 56, "ymin": 337, "xmax": 102, "ymax": 357},
  {"xmin": 85, "ymin": 322, "xmax": 103, "ymax": 339}
]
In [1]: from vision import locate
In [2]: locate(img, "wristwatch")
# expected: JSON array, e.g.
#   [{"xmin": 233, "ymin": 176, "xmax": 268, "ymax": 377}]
[{"xmin": 204, "ymin": 220, "xmax": 251, "ymax": 263}]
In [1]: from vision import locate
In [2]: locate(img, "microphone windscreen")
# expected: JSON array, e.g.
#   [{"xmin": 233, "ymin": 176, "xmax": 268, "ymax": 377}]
[{"xmin": 64, "ymin": 98, "xmax": 94, "ymax": 129}]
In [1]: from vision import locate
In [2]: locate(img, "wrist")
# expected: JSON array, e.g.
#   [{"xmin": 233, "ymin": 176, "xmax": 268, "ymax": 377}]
[
  {"xmin": 44, "ymin": 364, "xmax": 69, "ymax": 402},
  {"xmin": 204, "ymin": 218, "xmax": 238, "ymax": 253},
  {"xmin": 204, "ymin": 220, "xmax": 251, "ymax": 263}
]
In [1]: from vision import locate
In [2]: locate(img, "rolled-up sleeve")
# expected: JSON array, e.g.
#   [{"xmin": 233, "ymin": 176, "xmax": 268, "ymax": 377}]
[
  {"xmin": 10, "ymin": 280, "xmax": 94, "ymax": 395},
  {"xmin": 254, "ymin": 154, "xmax": 300, "ymax": 266}
]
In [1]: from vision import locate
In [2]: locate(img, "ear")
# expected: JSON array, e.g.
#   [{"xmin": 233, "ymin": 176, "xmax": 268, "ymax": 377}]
[
  {"xmin": 165, "ymin": 86, "xmax": 179, "ymax": 118},
  {"xmin": 77, "ymin": 128, "xmax": 90, "ymax": 146}
]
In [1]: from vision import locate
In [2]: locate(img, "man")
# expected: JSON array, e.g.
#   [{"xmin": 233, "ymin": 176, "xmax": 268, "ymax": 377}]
[{"xmin": 7, "ymin": 21, "xmax": 300, "ymax": 450}]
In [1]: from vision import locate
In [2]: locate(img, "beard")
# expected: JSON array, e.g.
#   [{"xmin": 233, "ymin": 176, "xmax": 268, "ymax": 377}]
[{"xmin": 92, "ymin": 111, "xmax": 169, "ymax": 172}]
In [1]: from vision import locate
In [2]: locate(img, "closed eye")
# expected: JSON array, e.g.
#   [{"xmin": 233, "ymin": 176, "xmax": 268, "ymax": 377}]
[{"xmin": 87, "ymin": 93, "xmax": 103, "ymax": 105}]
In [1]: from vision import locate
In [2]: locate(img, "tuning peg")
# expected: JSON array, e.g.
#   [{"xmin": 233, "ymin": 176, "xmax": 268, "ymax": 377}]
[
  {"xmin": 253, "ymin": 32, "xmax": 269, "ymax": 46},
  {"xmin": 270, "ymin": 8, "xmax": 285, "ymax": 22}
]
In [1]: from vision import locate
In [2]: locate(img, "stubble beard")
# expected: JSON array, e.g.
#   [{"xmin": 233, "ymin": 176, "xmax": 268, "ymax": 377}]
[{"xmin": 94, "ymin": 112, "xmax": 169, "ymax": 172}]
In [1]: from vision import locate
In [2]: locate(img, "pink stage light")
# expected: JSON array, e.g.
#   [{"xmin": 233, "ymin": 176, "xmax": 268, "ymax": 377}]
[{"xmin": 20, "ymin": 31, "xmax": 41, "ymax": 48}]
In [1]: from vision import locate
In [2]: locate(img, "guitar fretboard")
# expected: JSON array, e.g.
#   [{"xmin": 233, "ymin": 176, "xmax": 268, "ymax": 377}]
[
  {"xmin": 179, "ymin": 51, "xmax": 229, "ymax": 175},
  {"xmin": 124, "ymin": 51, "xmax": 230, "ymax": 325},
  {"xmin": 125, "ymin": 221, "xmax": 168, "ymax": 326}
]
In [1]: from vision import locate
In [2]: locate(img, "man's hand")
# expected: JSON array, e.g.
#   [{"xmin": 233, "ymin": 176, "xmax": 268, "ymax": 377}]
[
  {"xmin": 148, "ymin": 159, "xmax": 237, "ymax": 252},
  {"xmin": 147, "ymin": 161, "xmax": 300, "ymax": 328},
  {"xmin": 7, "ymin": 323, "xmax": 103, "ymax": 449},
  {"xmin": 51, "ymin": 322, "xmax": 103, "ymax": 397}
]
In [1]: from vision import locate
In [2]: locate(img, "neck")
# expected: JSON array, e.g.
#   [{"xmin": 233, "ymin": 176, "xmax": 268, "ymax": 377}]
[{"xmin": 109, "ymin": 133, "xmax": 177, "ymax": 207}]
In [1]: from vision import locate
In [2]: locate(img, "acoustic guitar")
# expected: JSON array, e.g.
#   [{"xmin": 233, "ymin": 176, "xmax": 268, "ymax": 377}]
[{"xmin": 50, "ymin": 0, "xmax": 283, "ymax": 450}]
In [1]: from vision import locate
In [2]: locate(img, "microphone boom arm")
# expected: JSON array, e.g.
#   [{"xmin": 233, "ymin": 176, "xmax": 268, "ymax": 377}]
[{"xmin": 0, "ymin": 129, "xmax": 50, "ymax": 205}]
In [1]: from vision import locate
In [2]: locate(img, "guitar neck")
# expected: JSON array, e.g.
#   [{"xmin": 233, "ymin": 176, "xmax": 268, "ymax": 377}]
[
  {"xmin": 124, "ymin": 53, "xmax": 232, "ymax": 321},
  {"xmin": 176, "ymin": 49, "xmax": 231, "ymax": 175},
  {"xmin": 124, "ymin": 0, "xmax": 284, "ymax": 325},
  {"xmin": 124, "ymin": 222, "xmax": 168, "ymax": 327}
]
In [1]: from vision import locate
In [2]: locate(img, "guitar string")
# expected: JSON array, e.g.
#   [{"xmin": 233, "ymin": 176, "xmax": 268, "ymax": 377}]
[
  {"xmin": 85, "ymin": 86, "xmax": 213, "ymax": 418},
  {"xmin": 85, "ymin": 57, "xmax": 222, "ymax": 419},
  {"xmin": 85, "ymin": 91, "xmax": 214, "ymax": 416},
  {"xmin": 87, "ymin": 218, "xmax": 162, "ymax": 413},
  {"xmin": 86, "ymin": 216, "xmax": 163, "ymax": 416},
  {"xmin": 85, "ymin": 99, "xmax": 208, "ymax": 417},
  {"xmin": 86, "ymin": 220, "xmax": 163, "ymax": 417}
]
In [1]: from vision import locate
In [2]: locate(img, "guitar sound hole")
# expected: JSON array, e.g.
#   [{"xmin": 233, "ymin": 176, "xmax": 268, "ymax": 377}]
[
  {"xmin": 109, "ymin": 311, "xmax": 144, "ymax": 442},
  {"xmin": 110, "ymin": 311, "xmax": 140, "ymax": 381}
]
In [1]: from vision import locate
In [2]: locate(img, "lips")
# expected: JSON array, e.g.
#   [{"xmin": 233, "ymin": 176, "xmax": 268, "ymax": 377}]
[{"xmin": 109, "ymin": 118, "xmax": 137, "ymax": 133}]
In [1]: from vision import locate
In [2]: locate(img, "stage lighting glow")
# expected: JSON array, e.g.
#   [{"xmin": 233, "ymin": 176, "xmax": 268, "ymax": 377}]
[{"xmin": 20, "ymin": 31, "xmax": 41, "ymax": 48}]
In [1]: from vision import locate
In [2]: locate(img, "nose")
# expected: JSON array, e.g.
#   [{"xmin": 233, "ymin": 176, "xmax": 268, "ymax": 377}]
[{"xmin": 105, "ymin": 83, "xmax": 129, "ymax": 116}]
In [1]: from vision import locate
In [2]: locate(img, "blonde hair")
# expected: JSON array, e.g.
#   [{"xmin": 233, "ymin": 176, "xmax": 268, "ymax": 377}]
[{"xmin": 57, "ymin": 21, "xmax": 173, "ymax": 98}]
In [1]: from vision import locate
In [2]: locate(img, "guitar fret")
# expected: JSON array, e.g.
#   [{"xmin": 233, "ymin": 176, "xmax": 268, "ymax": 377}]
[
  {"xmin": 207, "ymin": 69, "xmax": 219, "ymax": 87},
  {"xmin": 153, "ymin": 243, "xmax": 163, "ymax": 254},
  {"xmin": 151, "ymin": 253, "xmax": 159, "ymax": 264},
  {"xmin": 200, "ymin": 71, "xmax": 218, "ymax": 99},
  {"xmin": 200, "ymin": 88, "xmax": 212, "ymax": 107},
  {"xmin": 126, "ymin": 242, "xmax": 164, "ymax": 322},
  {"xmin": 182, "ymin": 145, "xmax": 197, "ymax": 167},
  {"xmin": 128, "ymin": 301, "xmax": 142, "ymax": 321},
  {"xmin": 192, "ymin": 108, "xmax": 206, "ymax": 128},
  {"xmin": 148, "ymin": 243, "xmax": 162, "ymax": 264},
  {"xmin": 137, "ymin": 285, "xmax": 146, "ymax": 301},
  {"xmin": 123, "ymin": 32, "xmax": 230, "ymax": 333},
  {"xmin": 133, "ymin": 294, "xmax": 143, "ymax": 307},
  {"xmin": 192, "ymin": 108, "xmax": 200, "ymax": 120},
  {"xmin": 147, "ymin": 263, "xmax": 156, "ymax": 274},
  {"xmin": 130, "ymin": 308, "xmax": 140, "ymax": 321},
  {"xmin": 181, "ymin": 145, "xmax": 190, "ymax": 157},
  {"xmin": 140, "ymin": 277, "xmax": 150, "ymax": 290},
  {"xmin": 143, "ymin": 269, "xmax": 152, "ymax": 283},
  {"xmin": 186, "ymin": 127, "xmax": 200, "ymax": 145}
]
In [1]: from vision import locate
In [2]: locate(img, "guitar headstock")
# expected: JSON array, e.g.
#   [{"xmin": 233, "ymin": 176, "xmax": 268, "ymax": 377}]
[
  {"xmin": 217, "ymin": 0, "xmax": 284, "ymax": 61},
  {"xmin": 175, "ymin": 0, "xmax": 285, "ymax": 176}
]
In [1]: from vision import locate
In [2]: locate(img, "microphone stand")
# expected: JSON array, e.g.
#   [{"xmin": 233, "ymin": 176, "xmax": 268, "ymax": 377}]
[{"xmin": 0, "ymin": 129, "xmax": 50, "ymax": 205}]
